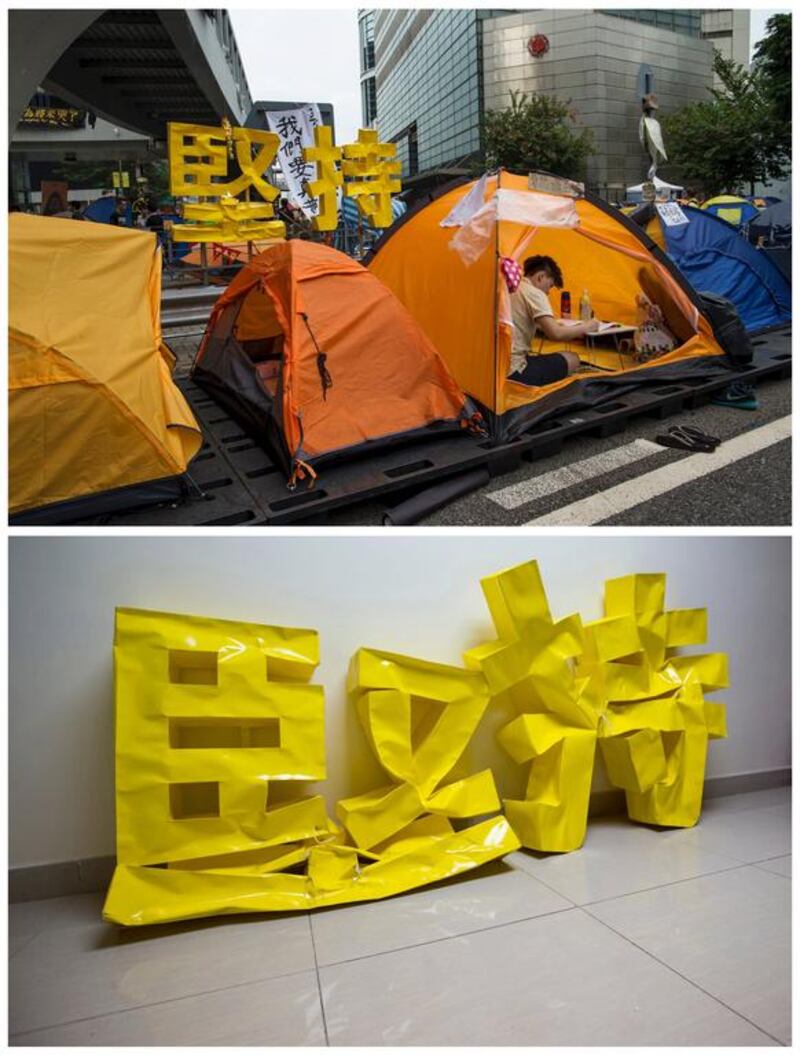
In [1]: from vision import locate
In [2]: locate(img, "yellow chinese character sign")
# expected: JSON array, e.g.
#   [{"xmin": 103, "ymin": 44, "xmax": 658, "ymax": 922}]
[
  {"xmin": 339, "ymin": 647, "xmax": 517, "ymax": 851},
  {"xmin": 167, "ymin": 121, "xmax": 402, "ymax": 241},
  {"xmin": 168, "ymin": 121, "xmax": 286, "ymax": 243},
  {"xmin": 302, "ymin": 125, "xmax": 343, "ymax": 232},
  {"xmin": 22, "ymin": 106, "xmax": 83, "ymax": 128},
  {"xmin": 302, "ymin": 126, "xmax": 402, "ymax": 232},
  {"xmin": 590, "ymin": 573, "xmax": 728, "ymax": 829},
  {"xmin": 464, "ymin": 560, "xmax": 597, "ymax": 853},
  {"xmin": 466, "ymin": 562, "xmax": 728, "ymax": 852},
  {"xmin": 104, "ymin": 608, "xmax": 518, "ymax": 926},
  {"xmin": 342, "ymin": 128, "xmax": 402, "ymax": 229},
  {"xmin": 103, "ymin": 563, "xmax": 727, "ymax": 926}
]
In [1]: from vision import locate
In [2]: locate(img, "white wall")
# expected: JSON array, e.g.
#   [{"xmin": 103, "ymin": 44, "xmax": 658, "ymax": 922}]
[{"xmin": 9, "ymin": 536, "xmax": 790, "ymax": 868}]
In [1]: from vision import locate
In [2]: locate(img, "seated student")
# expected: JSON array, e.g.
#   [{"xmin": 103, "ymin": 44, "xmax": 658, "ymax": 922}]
[{"xmin": 510, "ymin": 255, "xmax": 599, "ymax": 386}]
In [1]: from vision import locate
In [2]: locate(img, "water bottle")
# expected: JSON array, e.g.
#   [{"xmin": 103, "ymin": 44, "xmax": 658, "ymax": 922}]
[
  {"xmin": 580, "ymin": 288, "xmax": 592, "ymax": 321},
  {"xmin": 560, "ymin": 291, "xmax": 572, "ymax": 319}
]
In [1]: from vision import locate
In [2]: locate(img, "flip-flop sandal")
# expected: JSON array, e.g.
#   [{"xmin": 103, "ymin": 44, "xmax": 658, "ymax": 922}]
[
  {"xmin": 654, "ymin": 425, "xmax": 720, "ymax": 453},
  {"xmin": 654, "ymin": 434, "xmax": 709, "ymax": 452},
  {"xmin": 678, "ymin": 425, "xmax": 721, "ymax": 449}
]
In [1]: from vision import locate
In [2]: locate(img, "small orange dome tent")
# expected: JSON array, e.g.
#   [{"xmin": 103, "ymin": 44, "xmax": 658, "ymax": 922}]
[
  {"xmin": 367, "ymin": 171, "xmax": 730, "ymax": 440},
  {"xmin": 9, "ymin": 214, "xmax": 202, "ymax": 520},
  {"xmin": 192, "ymin": 240, "xmax": 477, "ymax": 482}
]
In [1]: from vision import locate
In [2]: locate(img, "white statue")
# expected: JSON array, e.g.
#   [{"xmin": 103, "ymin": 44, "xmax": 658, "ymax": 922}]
[{"xmin": 639, "ymin": 93, "xmax": 668, "ymax": 181}]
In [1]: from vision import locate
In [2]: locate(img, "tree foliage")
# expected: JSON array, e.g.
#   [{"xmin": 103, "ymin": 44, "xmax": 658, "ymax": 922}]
[
  {"xmin": 138, "ymin": 160, "xmax": 170, "ymax": 200},
  {"xmin": 51, "ymin": 159, "xmax": 114, "ymax": 188},
  {"xmin": 752, "ymin": 13, "xmax": 791, "ymax": 149},
  {"xmin": 662, "ymin": 49, "xmax": 789, "ymax": 197},
  {"xmin": 482, "ymin": 90, "xmax": 595, "ymax": 180},
  {"xmin": 52, "ymin": 158, "xmax": 170, "ymax": 200}
]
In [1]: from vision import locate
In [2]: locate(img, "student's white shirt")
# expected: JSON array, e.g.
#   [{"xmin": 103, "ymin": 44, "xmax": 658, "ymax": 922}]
[{"xmin": 510, "ymin": 281, "xmax": 555, "ymax": 375}]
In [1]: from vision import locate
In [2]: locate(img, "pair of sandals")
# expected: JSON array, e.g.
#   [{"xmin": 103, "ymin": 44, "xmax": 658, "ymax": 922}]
[{"xmin": 654, "ymin": 424, "xmax": 721, "ymax": 453}]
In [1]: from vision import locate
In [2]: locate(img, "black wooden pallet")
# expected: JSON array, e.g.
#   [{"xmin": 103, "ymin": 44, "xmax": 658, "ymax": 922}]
[{"xmin": 68, "ymin": 329, "xmax": 792, "ymax": 527}]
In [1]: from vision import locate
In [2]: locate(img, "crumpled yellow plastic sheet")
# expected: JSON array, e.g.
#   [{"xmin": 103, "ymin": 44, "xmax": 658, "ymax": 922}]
[
  {"xmin": 104, "ymin": 565, "xmax": 727, "ymax": 924},
  {"xmin": 104, "ymin": 610, "xmax": 518, "ymax": 926},
  {"xmin": 465, "ymin": 563, "xmax": 728, "ymax": 852},
  {"xmin": 593, "ymin": 573, "xmax": 728, "ymax": 829}
]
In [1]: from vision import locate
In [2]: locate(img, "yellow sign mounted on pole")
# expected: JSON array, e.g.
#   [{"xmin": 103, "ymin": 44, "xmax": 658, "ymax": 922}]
[
  {"xmin": 168, "ymin": 121, "xmax": 286, "ymax": 243},
  {"xmin": 167, "ymin": 120, "xmax": 404, "ymax": 242},
  {"xmin": 301, "ymin": 126, "xmax": 402, "ymax": 231},
  {"xmin": 342, "ymin": 128, "xmax": 402, "ymax": 229},
  {"xmin": 303, "ymin": 125, "xmax": 344, "ymax": 232}
]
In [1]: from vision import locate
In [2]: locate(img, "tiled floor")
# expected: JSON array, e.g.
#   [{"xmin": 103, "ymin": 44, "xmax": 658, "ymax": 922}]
[{"xmin": 9, "ymin": 787, "xmax": 791, "ymax": 1046}]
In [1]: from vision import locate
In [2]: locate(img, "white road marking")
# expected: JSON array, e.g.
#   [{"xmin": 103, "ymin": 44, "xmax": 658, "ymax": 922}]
[
  {"xmin": 488, "ymin": 438, "xmax": 663, "ymax": 509},
  {"xmin": 523, "ymin": 415, "xmax": 792, "ymax": 526}
]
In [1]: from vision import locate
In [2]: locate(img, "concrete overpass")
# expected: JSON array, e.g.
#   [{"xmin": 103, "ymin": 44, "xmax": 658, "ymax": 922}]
[{"xmin": 9, "ymin": 9, "xmax": 252, "ymax": 143}]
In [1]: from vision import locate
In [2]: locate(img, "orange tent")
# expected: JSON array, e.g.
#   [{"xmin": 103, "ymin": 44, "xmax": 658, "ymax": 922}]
[
  {"xmin": 367, "ymin": 171, "xmax": 728, "ymax": 439},
  {"xmin": 192, "ymin": 240, "xmax": 476, "ymax": 482}
]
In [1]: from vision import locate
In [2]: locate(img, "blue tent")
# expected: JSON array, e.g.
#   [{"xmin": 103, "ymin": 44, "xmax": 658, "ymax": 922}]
[
  {"xmin": 83, "ymin": 196, "xmax": 133, "ymax": 225},
  {"xmin": 334, "ymin": 196, "xmax": 407, "ymax": 256},
  {"xmin": 340, "ymin": 195, "xmax": 406, "ymax": 230},
  {"xmin": 636, "ymin": 203, "xmax": 791, "ymax": 334},
  {"xmin": 748, "ymin": 195, "xmax": 782, "ymax": 207},
  {"xmin": 155, "ymin": 213, "xmax": 192, "ymax": 260},
  {"xmin": 749, "ymin": 199, "xmax": 791, "ymax": 247}
]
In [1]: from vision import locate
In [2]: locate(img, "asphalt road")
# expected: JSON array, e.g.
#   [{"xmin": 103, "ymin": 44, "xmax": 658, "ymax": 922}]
[
  {"xmin": 167, "ymin": 327, "xmax": 790, "ymax": 528},
  {"xmin": 323, "ymin": 376, "xmax": 791, "ymax": 527}
]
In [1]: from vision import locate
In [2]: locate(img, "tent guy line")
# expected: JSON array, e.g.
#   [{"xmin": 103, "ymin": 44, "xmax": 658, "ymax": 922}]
[
  {"xmin": 523, "ymin": 416, "xmax": 791, "ymax": 526},
  {"xmin": 487, "ymin": 438, "xmax": 664, "ymax": 509}
]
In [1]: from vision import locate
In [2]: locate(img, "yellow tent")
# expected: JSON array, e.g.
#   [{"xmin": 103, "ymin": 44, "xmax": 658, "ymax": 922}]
[
  {"xmin": 9, "ymin": 214, "xmax": 202, "ymax": 518},
  {"xmin": 368, "ymin": 171, "xmax": 727, "ymax": 438}
]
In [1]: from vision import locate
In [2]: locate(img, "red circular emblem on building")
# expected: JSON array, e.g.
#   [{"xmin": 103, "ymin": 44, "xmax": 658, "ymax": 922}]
[{"xmin": 527, "ymin": 34, "xmax": 550, "ymax": 57}]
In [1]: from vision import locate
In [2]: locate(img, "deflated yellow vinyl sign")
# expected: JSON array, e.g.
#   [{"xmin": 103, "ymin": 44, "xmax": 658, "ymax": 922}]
[
  {"xmin": 104, "ymin": 608, "xmax": 519, "ymax": 926},
  {"xmin": 104, "ymin": 561, "xmax": 727, "ymax": 926},
  {"xmin": 466, "ymin": 563, "xmax": 728, "ymax": 852}
]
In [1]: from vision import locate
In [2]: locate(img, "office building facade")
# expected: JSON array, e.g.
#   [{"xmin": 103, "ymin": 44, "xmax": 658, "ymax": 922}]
[
  {"xmin": 701, "ymin": 9, "xmax": 752, "ymax": 86},
  {"xmin": 359, "ymin": 9, "xmax": 377, "ymax": 127},
  {"xmin": 364, "ymin": 8, "xmax": 728, "ymax": 197},
  {"xmin": 370, "ymin": 9, "xmax": 496, "ymax": 181},
  {"xmin": 483, "ymin": 10, "xmax": 715, "ymax": 194}
]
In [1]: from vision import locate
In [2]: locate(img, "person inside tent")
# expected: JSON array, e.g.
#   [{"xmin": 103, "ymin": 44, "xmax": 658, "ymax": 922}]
[{"xmin": 509, "ymin": 255, "xmax": 599, "ymax": 386}]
